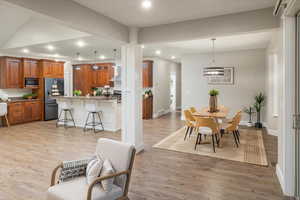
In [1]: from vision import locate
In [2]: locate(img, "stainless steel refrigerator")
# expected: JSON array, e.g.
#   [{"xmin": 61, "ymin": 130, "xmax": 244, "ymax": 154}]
[{"xmin": 44, "ymin": 78, "xmax": 64, "ymax": 121}]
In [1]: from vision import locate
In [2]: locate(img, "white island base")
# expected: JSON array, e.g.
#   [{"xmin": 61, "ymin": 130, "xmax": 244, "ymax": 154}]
[{"xmin": 55, "ymin": 96, "xmax": 121, "ymax": 132}]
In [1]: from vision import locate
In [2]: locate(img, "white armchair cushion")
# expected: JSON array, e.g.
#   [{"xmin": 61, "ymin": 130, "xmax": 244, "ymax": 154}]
[
  {"xmin": 100, "ymin": 159, "xmax": 115, "ymax": 192},
  {"xmin": 86, "ymin": 157, "xmax": 103, "ymax": 185},
  {"xmin": 95, "ymin": 138, "xmax": 134, "ymax": 189},
  {"xmin": 198, "ymin": 127, "xmax": 213, "ymax": 135},
  {"xmin": 47, "ymin": 177, "xmax": 123, "ymax": 200}
]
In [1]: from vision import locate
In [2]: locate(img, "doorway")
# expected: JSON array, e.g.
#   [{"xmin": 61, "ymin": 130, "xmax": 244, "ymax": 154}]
[{"xmin": 170, "ymin": 72, "xmax": 176, "ymax": 111}]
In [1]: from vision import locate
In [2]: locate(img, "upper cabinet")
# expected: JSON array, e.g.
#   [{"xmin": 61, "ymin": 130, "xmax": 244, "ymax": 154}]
[
  {"xmin": 0, "ymin": 57, "xmax": 22, "ymax": 89},
  {"xmin": 91, "ymin": 63, "xmax": 114, "ymax": 88},
  {"xmin": 40, "ymin": 60, "xmax": 64, "ymax": 78},
  {"xmin": 0, "ymin": 57, "xmax": 64, "ymax": 89},
  {"xmin": 73, "ymin": 63, "xmax": 114, "ymax": 95},
  {"xmin": 73, "ymin": 64, "xmax": 91, "ymax": 96},
  {"xmin": 23, "ymin": 59, "xmax": 39, "ymax": 78},
  {"xmin": 143, "ymin": 60, "xmax": 153, "ymax": 88}
]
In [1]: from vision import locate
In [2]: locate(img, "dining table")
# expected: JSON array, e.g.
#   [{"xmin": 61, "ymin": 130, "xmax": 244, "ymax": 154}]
[{"xmin": 192, "ymin": 106, "xmax": 230, "ymax": 147}]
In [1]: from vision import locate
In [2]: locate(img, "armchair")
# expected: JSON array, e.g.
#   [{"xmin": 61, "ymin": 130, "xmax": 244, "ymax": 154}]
[{"xmin": 47, "ymin": 138, "xmax": 136, "ymax": 200}]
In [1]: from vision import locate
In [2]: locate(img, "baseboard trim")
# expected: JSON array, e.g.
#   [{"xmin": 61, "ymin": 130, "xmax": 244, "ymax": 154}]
[
  {"xmin": 153, "ymin": 109, "xmax": 171, "ymax": 118},
  {"xmin": 276, "ymin": 164, "xmax": 285, "ymax": 194},
  {"xmin": 135, "ymin": 143, "xmax": 145, "ymax": 154}
]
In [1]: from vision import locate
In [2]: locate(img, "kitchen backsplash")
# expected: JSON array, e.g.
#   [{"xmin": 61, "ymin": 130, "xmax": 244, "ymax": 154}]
[{"xmin": 0, "ymin": 89, "xmax": 32, "ymax": 98}]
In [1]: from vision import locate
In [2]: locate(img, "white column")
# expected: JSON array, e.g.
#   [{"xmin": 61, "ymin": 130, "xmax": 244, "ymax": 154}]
[
  {"xmin": 121, "ymin": 28, "xmax": 144, "ymax": 152},
  {"xmin": 277, "ymin": 16, "xmax": 296, "ymax": 196}
]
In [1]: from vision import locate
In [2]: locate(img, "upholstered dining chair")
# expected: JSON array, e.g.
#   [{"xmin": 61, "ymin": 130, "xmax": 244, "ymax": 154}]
[
  {"xmin": 194, "ymin": 117, "xmax": 220, "ymax": 152},
  {"xmin": 183, "ymin": 110, "xmax": 197, "ymax": 140},
  {"xmin": 0, "ymin": 103, "xmax": 9, "ymax": 127},
  {"xmin": 47, "ymin": 138, "xmax": 136, "ymax": 200},
  {"xmin": 224, "ymin": 111, "xmax": 242, "ymax": 148},
  {"xmin": 190, "ymin": 107, "xmax": 197, "ymax": 113}
]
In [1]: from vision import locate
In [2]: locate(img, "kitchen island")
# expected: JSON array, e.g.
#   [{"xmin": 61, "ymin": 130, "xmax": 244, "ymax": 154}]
[{"xmin": 54, "ymin": 96, "xmax": 121, "ymax": 132}]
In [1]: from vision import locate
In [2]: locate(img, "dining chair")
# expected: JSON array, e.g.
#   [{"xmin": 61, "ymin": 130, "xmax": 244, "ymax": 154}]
[
  {"xmin": 190, "ymin": 107, "xmax": 197, "ymax": 113},
  {"xmin": 183, "ymin": 110, "xmax": 196, "ymax": 140},
  {"xmin": 224, "ymin": 112, "xmax": 242, "ymax": 148},
  {"xmin": 194, "ymin": 117, "xmax": 220, "ymax": 152},
  {"xmin": 0, "ymin": 103, "xmax": 9, "ymax": 127}
]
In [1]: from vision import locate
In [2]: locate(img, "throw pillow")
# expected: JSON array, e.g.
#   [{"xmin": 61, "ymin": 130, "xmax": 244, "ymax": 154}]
[
  {"xmin": 86, "ymin": 157, "xmax": 103, "ymax": 185},
  {"xmin": 100, "ymin": 159, "xmax": 115, "ymax": 192}
]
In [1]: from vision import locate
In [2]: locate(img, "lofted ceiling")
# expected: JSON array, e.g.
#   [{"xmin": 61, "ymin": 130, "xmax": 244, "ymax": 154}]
[
  {"xmin": 0, "ymin": 29, "xmax": 277, "ymax": 62},
  {"xmin": 0, "ymin": 0, "xmax": 90, "ymax": 50},
  {"xmin": 72, "ymin": 0, "xmax": 277, "ymax": 27}
]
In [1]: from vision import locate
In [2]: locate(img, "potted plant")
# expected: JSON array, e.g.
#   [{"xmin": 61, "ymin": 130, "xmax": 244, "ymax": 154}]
[
  {"xmin": 243, "ymin": 106, "xmax": 255, "ymax": 127},
  {"xmin": 253, "ymin": 92, "xmax": 265, "ymax": 128},
  {"xmin": 73, "ymin": 90, "xmax": 82, "ymax": 96},
  {"xmin": 209, "ymin": 89, "xmax": 219, "ymax": 113}
]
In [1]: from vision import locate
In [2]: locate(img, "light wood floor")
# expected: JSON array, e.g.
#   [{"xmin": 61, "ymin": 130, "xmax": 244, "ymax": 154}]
[{"xmin": 0, "ymin": 113, "xmax": 285, "ymax": 200}]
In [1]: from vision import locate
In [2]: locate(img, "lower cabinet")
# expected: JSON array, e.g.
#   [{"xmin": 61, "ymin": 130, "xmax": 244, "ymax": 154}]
[
  {"xmin": 143, "ymin": 96, "xmax": 153, "ymax": 120},
  {"xmin": 8, "ymin": 100, "xmax": 41, "ymax": 125}
]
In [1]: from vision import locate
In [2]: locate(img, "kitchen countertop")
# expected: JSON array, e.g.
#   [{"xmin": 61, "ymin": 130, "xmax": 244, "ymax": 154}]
[
  {"xmin": 52, "ymin": 96, "xmax": 118, "ymax": 103},
  {"xmin": 0, "ymin": 97, "xmax": 41, "ymax": 103}
]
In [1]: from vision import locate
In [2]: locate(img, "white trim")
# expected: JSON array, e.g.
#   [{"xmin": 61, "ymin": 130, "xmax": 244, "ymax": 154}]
[
  {"xmin": 153, "ymin": 109, "xmax": 171, "ymax": 118},
  {"xmin": 276, "ymin": 164, "xmax": 285, "ymax": 192}
]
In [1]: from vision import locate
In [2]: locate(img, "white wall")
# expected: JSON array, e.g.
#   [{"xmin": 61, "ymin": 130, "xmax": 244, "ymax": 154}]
[{"xmin": 181, "ymin": 49, "xmax": 266, "ymax": 122}]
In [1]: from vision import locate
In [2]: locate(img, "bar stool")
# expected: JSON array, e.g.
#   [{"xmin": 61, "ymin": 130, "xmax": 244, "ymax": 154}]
[
  {"xmin": 56, "ymin": 101, "xmax": 76, "ymax": 129},
  {"xmin": 0, "ymin": 103, "xmax": 9, "ymax": 127},
  {"xmin": 83, "ymin": 102, "xmax": 104, "ymax": 133}
]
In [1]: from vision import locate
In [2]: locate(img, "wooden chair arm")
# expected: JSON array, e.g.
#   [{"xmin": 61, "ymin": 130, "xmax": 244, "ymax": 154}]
[
  {"xmin": 87, "ymin": 170, "xmax": 129, "ymax": 200},
  {"xmin": 50, "ymin": 163, "xmax": 63, "ymax": 186}
]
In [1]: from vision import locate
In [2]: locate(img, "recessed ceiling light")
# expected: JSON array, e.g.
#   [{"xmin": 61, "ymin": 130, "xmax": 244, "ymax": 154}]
[
  {"xmin": 142, "ymin": 0, "xmax": 152, "ymax": 9},
  {"xmin": 171, "ymin": 56, "xmax": 176, "ymax": 59},
  {"xmin": 155, "ymin": 50, "xmax": 161, "ymax": 55},
  {"xmin": 100, "ymin": 55, "xmax": 106, "ymax": 60},
  {"xmin": 77, "ymin": 57, "xmax": 83, "ymax": 61},
  {"xmin": 76, "ymin": 40, "xmax": 86, "ymax": 47},
  {"xmin": 46, "ymin": 45, "xmax": 55, "ymax": 51},
  {"xmin": 53, "ymin": 54, "xmax": 60, "ymax": 57},
  {"xmin": 22, "ymin": 48, "xmax": 29, "ymax": 53},
  {"xmin": 141, "ymin": 45, "xmax": 145, "ymax": 49}
]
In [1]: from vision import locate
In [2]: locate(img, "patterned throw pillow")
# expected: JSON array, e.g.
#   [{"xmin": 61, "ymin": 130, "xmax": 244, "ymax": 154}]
[
  {"xmin": 100, "ymin": 159, "xmax": 115, "ymax": 192},
  {"xmin": 86, "ymin": 157, "xmax": 103, "ymax": 185},
  {"xmin": 58, "ymin": 158, "xmax": 92, "ymax": 183}
]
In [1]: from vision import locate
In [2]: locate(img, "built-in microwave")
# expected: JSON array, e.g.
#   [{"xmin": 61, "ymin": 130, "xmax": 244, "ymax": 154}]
[{"xmin": 25, "ymin": 78, "xmax": 39, "ymax": 88}]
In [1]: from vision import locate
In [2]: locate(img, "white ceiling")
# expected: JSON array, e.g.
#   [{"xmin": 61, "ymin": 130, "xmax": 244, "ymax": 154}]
[
  {"xmin": 0, "ymin": 36, "xmax": 123, "ymax": 61},
  {"xmin": 72, "ymin": 0, "xmax": 276, "ymax": 27},
  {"xmin": 0, "ymin": 1, "xmax": 90, "ymax": 49},
  {"xmin": 0, "ymin": 30, "xmax": 276, "ymax": 62}
]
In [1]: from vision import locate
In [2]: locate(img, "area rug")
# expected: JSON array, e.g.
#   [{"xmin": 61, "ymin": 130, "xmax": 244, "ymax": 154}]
[{"xmin": 153, "ymin": 127, "xmax": 268, "ymax": 166}]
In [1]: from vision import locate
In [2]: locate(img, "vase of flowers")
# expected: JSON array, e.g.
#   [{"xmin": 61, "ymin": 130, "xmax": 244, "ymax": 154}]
[
  {"xmin": 253, "ymin": 92, "xmax": 265, "ymax": 128},
  {"xmin": 209, "ymin": 89, "xmax": 219, "ymax": 113}
]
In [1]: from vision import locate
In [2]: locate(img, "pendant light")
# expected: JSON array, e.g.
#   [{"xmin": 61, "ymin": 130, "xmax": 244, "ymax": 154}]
[
  {"xmin": 92, "ymin": 50, "xmax": 100, "ymax": 70},
  {"xmin": 203, "ymin": 38, "xmax": 225, "ymax": 77},
  {"xmin": 112, "ymin": 49, "xmax": 118, "ymax": 78}
]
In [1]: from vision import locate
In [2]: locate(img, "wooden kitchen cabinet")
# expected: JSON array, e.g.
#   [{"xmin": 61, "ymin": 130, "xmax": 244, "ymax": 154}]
[
  {"xmin": 73, "ymin": 63, "xmax": 114, "ymax": 95},
  {"xmin": 0, "ymin": 57, "xmax": 22, "ymax": 89},
  {"xmin": 40, "ymin": 60, "xmax": 64, "ymax": 78},
  {"xmin": 73, "ymin": 64, "xmax": 92, "ymax": 95},
  {"xmin": 143, "ymin": 60, "xmax": 153, "ymax": 88},
  {"xmin": 23, "ymin": 59, "xmax": 39, "ymax": 78},
  {"xmin": 24, "ymin": 101, "xmax": 41, "ymax": 122},
  {"xmin": 143, "ymin": 96, "xmax": 153, "ymax": 119},
  {"xmin": 8, "ymin": 102, "xmax": 24, "ymax": 125},
  {"xmin": 8, "ymin": 100, "xmax": 41, "ymax": 125}
]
